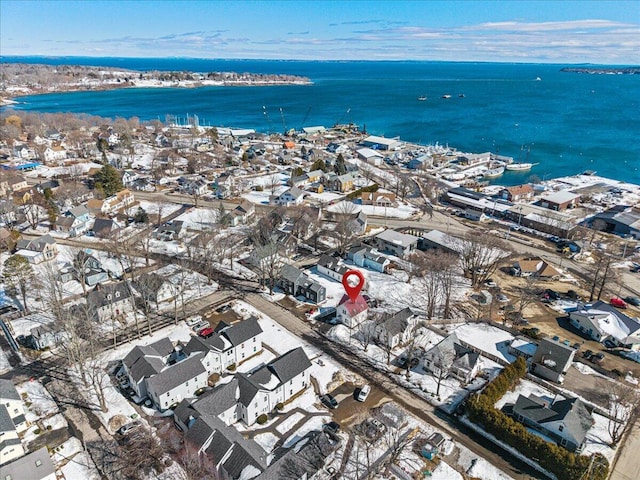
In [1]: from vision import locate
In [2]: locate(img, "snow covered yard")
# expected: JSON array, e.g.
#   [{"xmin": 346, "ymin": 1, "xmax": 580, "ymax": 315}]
[
  {"xmin": 17, "ymin": 379, "xmax": 59, "ymax": 422},
  {"xmin": 328, "ymin": 200, "xmax": 418, "ymax": 219},
  {"xmin": 173, "ymin": 207, "xmax": 219, "ymax": 231},
  {"xmin": 54, "ymin": 436, "xmax": 101, "ymax": 480}
]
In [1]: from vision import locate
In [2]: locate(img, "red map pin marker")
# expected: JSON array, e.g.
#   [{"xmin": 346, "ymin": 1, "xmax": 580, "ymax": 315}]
[{"xmin": 342, "ymin": 270, "xmax": 365, "ymax": 302}]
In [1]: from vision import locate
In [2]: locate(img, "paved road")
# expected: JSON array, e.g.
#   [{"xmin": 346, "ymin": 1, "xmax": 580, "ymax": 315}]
[
  {"xmin": 244, "ymin": 292, "xmax": 542, "ymax": 480},
  {"xmin": 609, "ymin": 417, "xmax": 640, "ymax": 480}
]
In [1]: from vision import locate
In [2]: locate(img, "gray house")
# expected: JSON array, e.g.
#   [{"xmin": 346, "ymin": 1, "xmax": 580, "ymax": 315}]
[
  {"xmin": 375, "ymin": 307, "xmax": 418, "ymax": 349},
  {"xmin": 86, "ymin": 282, "xmax": 132, "ymax": 322},
  {"xmin": 530, "ymin": 337, "xmax": 576, "ymax": 384},
  {"xmin": 511, "ymin": 394, "xmax": 593, "ymax": 452},
  {"xmin": 278, "ymin": 264, "xmax": 326, "ymax": 304},
  {"xmin": 423, "ymin": 333, "xmax": 481, "ymax": 383},
  {"xmin": 375, "ymin": 229, "xmax": 419, "ymax": 258}
]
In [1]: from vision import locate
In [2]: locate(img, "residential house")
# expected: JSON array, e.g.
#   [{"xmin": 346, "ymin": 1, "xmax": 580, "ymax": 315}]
[
  {"xmin": 530, "ymin": 338, "xmax": 576, "ymax": 383},
  {"xmin": 539, "ymin": 190, "xmax": 580, "ymax": 211},
  {"xmin": 326, "ymin": 173, "xmax": 354, "ymax": 192},
  {"xmin": 237, "ymin": 347, "xmax": 312, "ymax": 426},
  {"xmin": 6, "ymin": 176, "xmax": 28, "ymax": 193},
  {"xmin": 135, "ymin": 272, "xmax": 173, "ymax": 307},
  {"xmin": 350, "ymin": 211, "xmax": 368, "ymax": 234},
  {"xmin": 146, "ymin": 353, "xmax": 208, "ymax": 410},
  {"xmin": 58, "ymin": 251, "xmax": 109, "ymax": 285},
  {"xmin": 277, "ymin": 264, "xmax": 326, "ymax": 304},
  {"xmin": 0, "ymin": 404, "xmax": 25, "ymax": 465},
  {"xmin": 92, "ymin": 218, "xmax": 120, "ymax": 239},
  {"xmin": 54, "ymin": 205, "xmax": 92, "ymax": 237},
  {"xmin": 347, "ymin": 245, "xmax": 390, "ymax": 273},
  {"xmin": 248, "ymin": 232, "xmax": 297, "ymax": 267},
  {"xmin": 229, "ymin": 201, "xmax": 255, "ymax": 226},
  {"xmin": 362, "ymin": 191, "xmax": 397, "ymax": 207},
  {"xmin": 214, "ymin": 174, "xmax": 235, "ymax": 199},
  {"xmin": 498, "ymin": 184, "xmax": 535, "ymax": 202},
  {"xmin": 0, "ymin": 380, "xmax": 28, "ymax": 433},
  {"xmin": 180, "ymin": 178, "xmax": 209, "ymax": 196},
  {"xmin": 317, "ymin": 254, "xmax": 350, "ymax": 282},
  {"xmin": 273, "ymin": 187, "xmax": 306, "ymax": 207},
  {"xmin": 29, "ymin": 324, "xmax": 65, "ymax": 351},
  {"xmin": 505, "ymin": 203, "xmax": 575, "ymax": 237},
  {"xmin": 0, "ymin": 446, "xmax": 56, "ymax": 480},
  {"xmin": 86, "ymin": 282, "xmax": 133, "ymax": 322},
  {"xmin": 181, "ymin": 317, "xmax": 263, "ymax": 374},
  {"xmin": 336, "ymin": 293, "xmax": 369, "ymax": 329},
  {"xmin": 423, "ymin": 333, "xmax": 481, "ymax": 383},
  {"xmin": 43, "ymin": 145, "xmax": 67, "ymax": 164},
  {"xmin": 374, "ymin": 307, "xmax": 418, "ymax": 349},
  {"xmin": 122, "ymin": 338, "xmax": 175, "ymax": 400},
  {"xmin": 512, "ymin": 257, "xmax": 560, "ymax": 278},
  {"xmin": 375, "ymin": 229, "xmax": 419, "ymax": 258},
  {"xmin": 87, "ymin": 189, "xmax": 135, "ymax": 216},
  {"xmin": 569, "ymin": 301, "xmax": 640, "ymax": 350},
  {"xmin": 419, "ymin": 230, "xmax": 460, "ymax": 255},
  {"xmin": 153, "ymin": 220, "xmax": 185, "ymax": 241},
  {"xmin": 15, "ymin": 234, "xmax": 57, "ymax": 264},
  {"xmin": 510, "ymin": 394, "xmax": 593, "ymax": 452}
]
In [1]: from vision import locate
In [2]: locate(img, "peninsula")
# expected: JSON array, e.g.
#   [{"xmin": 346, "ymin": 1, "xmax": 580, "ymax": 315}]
[
  {"xmin": 0, "ymin": 63, "xmax": 312, "ymax": 105},
  {"xmin": 560, "ymin": 66, "xmax": 640, "ymax": 75}
]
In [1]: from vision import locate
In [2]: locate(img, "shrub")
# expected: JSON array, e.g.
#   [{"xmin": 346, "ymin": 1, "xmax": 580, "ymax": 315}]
[
  {"xmin": 254, "ymin": 185, "xmax": 264, "ymax": 192},
  {"xmin": 227, "ymin": 363, "xmax": 236, "ymax": 372},
  {"xmin": 275, "ymin": 402, "xmax": 284, "ymax": 411},
  {"xmin": 346, "ymin": 183, "xmax": 379, "ymax": 200},
  {"xmin": 34, "ymin": 428, "xmax": 41, "ymax": 435},
  {"xmin": 256, "ymin": 414, "xmax": 268, "ymax": 425},
  {"xmin": 46, "ymin": 425, "xmax": 52, "ymax": 430}
]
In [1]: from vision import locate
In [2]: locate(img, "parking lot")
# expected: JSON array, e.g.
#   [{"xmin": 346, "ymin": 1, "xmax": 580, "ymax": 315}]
[{"xmin": 326, "ymin": 382, "xmax": 389, "ymax": 429}]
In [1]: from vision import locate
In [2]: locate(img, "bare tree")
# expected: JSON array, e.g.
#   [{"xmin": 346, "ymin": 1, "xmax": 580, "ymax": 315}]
[
  {"xmin": 587, "ymin": 251, "xmax": 617, "ymax": 302},
  {"xmin": 379, "ymin": 411, "xmax": 414, "ymax": 477},
  {"xmin": 115, "ymin": 426, "xmax": 167, "ymax": 480},
  {"xmin": 447, "ymin": 232, "xmax": 510, "ymax": 287},
  {"xmin": 174, "ymin": 443, "xmax": 219, "ymax": 480},
  {"xmin": 515, "ymin": 275, "xmax": 540, "ymax": 321},
  {"xmin": 437, "ymin": 253, "xmax": 459, "ymax": 320},
  {"xmin": 601, "ymin": 379, "xmax": 640, "ymax": 447},
  {"xmin": 266, "ymin": 173, "xmax": 282, "ymax": 196},
  {"xmin": 356, "ymin": 320, "xmax": 377, "ymax": 353},
  {"xmin": 332, "ymin": 201, "xmax": 359, "ymax": 257}
]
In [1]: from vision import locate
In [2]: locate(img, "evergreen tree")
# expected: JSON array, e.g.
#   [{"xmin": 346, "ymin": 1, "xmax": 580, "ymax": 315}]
[
  {"xmin": 134, "ymin": 207, "xmax": 149, "ymax": 224},
  {"xmin": 310, "ymin": 158, "xmax": 327, "ymax": 172},
  {"xmin": 94, "ymin": 164, "xmax": 123, "ymax": 197},
  {"xmin": 334, "ymin": 153, "xmax": 347, "ymax": 175},
  {"xmin": 3, "ymin": 255, "xmax": 36, "ymax": 311}
]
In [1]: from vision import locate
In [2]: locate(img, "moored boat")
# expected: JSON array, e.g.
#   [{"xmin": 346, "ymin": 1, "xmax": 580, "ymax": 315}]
[
  {"xmin": 483, "ymin": 166, "xmax": 505, "ymax": 178},
  {"xmin": 442, "ymin": 94, "xmax": 451, "ymax": 99},
  {"xmin": 505, "ymin": 162, "xmax": 537, "ymax": 171},
  {"xmin": 418, "ymin": 96, "xmax": 427, "ymax": 101}
]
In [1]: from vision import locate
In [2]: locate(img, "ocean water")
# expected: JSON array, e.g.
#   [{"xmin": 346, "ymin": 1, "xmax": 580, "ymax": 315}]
[{"xmin": 3, "ymin": 56, "xmax": 639, "ymax": 185}]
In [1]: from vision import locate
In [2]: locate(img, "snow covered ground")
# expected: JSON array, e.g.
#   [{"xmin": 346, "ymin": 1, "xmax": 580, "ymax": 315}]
[
  {"xmin": 253, "ymin": 432, "xmax": 279, "ymax": 453},
  {"xmin": 327, "ymin": 200, "xmax": 418, "ymax": 219},
  {"xmin": 0, "ymin": 346, "xmax": 11, "ymax": 374},
  {"xmin": 173, "ymin": 206, "xmax": 219, "ymax": 231},
  {"xmin": 136, "ymin": 200, "xmax": 182, "ymax": 218},
  {"xmin": 450, "ymin": 323, "xmax": 516, "ymax": 364},
  {"xmin": 55, "ymin": 437, "xmax": 101, "ymax": 480},
  {"xmin": 17, "ymin": 379, "xmax": 59, "ymax": 422}
]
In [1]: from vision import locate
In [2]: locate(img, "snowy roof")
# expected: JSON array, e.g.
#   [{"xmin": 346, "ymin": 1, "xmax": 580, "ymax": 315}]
[
  {"xmin": 579, "ymin": 308, "xmax": 640, "ymax": 343},
  {"xmin": 376, "ymin": 229, "xmax": 419, "ymax": 248},
  {"xmin": 363, "ymin": 135, "xmax": 400, "ymax": 147},
  {"xmin": 356, "ymin": 147, "xmax": 384, "ymax": 158},
  {"xmin": 337, "ymin": 294, "xmax": 369, "ymax": 316},
  {"xmin": 541, "ymin": 190, "xmax": 581, "ymax": 205}
]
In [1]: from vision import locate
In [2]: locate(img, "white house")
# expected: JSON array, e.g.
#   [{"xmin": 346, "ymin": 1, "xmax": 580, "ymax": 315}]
[
  {"xmin": 356, "ymin": 147, "xmax": 384, "ymax": 165},
  {"xmin": 0, "ymin": 405, "xmax": 25, "ymax": 466},
  {"xmin": 337, "ymin": 293, "xmax": 369, "ymax": 329},
  {"xmin": 374, "ymin": 229, "xmax": 420, "ymax": 258},
  {"xmin": 182, "ymin": 317, "xmax": 264, "ymax": 374},
  {"xmin": 273, "ymin": 187, "xmax": 306, "ymax": 207},
  {"xmin": 0, "ymin": 380, "xmax": 28, "ymax": 434},
  {"xmin": 316, "ymin": 254, "xmax": 350, "ymax": 282},
  {"xmin": 569, "ymin": 301, "xmax": 640, "ymax": 350},
  {"xmin": 122, "ymin": 337, "xmax": 176, "ymax": 399},
  {"xmin": 146, "ymin": 353, "xmax": 208, "ymax": 410},
  {"xmin": 375, "ymin": 307, "xmax": 418, "ymax": 349},
  {"xmin": 43, "ymin": 145, "xmax": 67, "ymax": 164},
  {"xmin": 237, "ymin": 347, "xmax": 312, "ymax": 426},
  {"xmin": 15, "ymin": 235, "xmax": 58, "ymax": 264},
  {"xmin": 0, "ymin": 447, "xmax": 56, "ymax": 480}
]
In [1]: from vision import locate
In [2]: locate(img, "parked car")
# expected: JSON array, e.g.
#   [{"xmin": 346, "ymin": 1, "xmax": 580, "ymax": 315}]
[
  {"xmin": 624, "ymin": 296, "xmax": 640, "ymax": 307},
  {"xmin": 592, "ymin": 353, "xmax": 605, "ymax": 364},
  {"xmin": 320, "ymin": 394, "xmax": 338, "ymax": 409},
  {"xmin": 186, "ymin": 315, "xmax": 203, "ymax": 327},
  {"xmin": 216, "ymin": 304, "xmax": 231, "ymax": 314},
  {"xmin": 497, "ymin": 293, "xmax": 509, "ymax": 303},
  {"xmin": 198, "ymin": 327, "xmax": 214, "ymax": 338},
  {"xmin": 357, "ymin": 384, "xmax": 371, "ymax": 402},
  {"xmin": 583, "ymin": 349, "xmax": 594, "ymax": 360},
  {"xmin": 610, "ymin": 297, "xmax": 628, "ymax": 309},
  {"xmin": 484, "ymin": 279, "xmax": 498, "ymax": 288},
  {"xmin": 398, "ymin": 356, "xmax": 420, "ymax": 369},
  {"xmin": 323, "ymin": 421, "xmax": 341, "ymax": 434},
  {"xmin": 117, "ymin": 421, "xmax": 142, "ymax": 435},
  {"xmin": 603, "ymin": 339, "xmax": 617, "ymax": 349},
  {"xmin": 192, "ymin": 321, "xmax": 209, "ymax": 332}
]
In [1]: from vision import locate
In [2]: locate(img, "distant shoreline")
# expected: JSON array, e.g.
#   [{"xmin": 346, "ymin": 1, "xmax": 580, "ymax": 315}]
[{"xmin": 560, "ymin": 67, "xmax": 640, "ymax": 75}]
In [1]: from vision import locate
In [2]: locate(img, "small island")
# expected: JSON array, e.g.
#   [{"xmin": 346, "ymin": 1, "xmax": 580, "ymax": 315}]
[
  {"xmin": 560, "ymin": 66, "xmax": 640, "ymax": 75},
  {"xmin": 0, "ymin": 63, "xmax": 312, "ymax": 105}
]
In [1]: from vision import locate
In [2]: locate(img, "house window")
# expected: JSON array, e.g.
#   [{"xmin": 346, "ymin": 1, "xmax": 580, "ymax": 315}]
[
  {"xmin": 35, "ymin": 460, "xmax": 42, "ymax": 467},
  {"xmin": 264, "ymin": 396, "xmax": 267, "ymax": 402},
  {"xmin": 253, "ymin": 337, "xmax": 256, "ymax": 342},
  {"xmin": 560, "ymin": 438, "xmax": 567, "ymax": 446},
  {"xmin": 115, "ymin": 291, "xmax": 120, "ymax": 298},
  {"xmin": 559, "ymin": 425, "xmax": 564, "ymax": 432},
  {"xmin": 107, "ymin": 294, "xmax": 112, "ymax": 300},
  {"xmin": 253, "ymin": 347, "xmax": 257, "ymax": 352}
]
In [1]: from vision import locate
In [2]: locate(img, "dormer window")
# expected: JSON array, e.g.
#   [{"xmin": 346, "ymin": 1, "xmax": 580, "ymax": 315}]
[
  {"xmin": 115, "ymin": 291, "xmax": 120, "ymax": 298},
  {"xmin": 559, "ymin": 425, "xmax": 564, "ymax": 432},
  {"xmin": 107, "ymin": 294, "xmax": 112, "ymax": 300}
]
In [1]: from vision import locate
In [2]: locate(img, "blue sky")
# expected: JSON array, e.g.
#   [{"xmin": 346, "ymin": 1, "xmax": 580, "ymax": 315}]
[{"xmin": 1, "ymin": 0, "xmax": 639, "ymax": 63}]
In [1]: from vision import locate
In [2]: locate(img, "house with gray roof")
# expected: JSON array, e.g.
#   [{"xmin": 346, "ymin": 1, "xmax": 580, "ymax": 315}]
[
  {"xmin": 530, "ymin": 337, "xmax": 576, "ymax": 383},
  {"xmin": 510, "ymin": 394, "xmax": 593, "ymax": 452},
  {"xmin": 0, "ymin": 446, "xmax": 55, "ymax": 479},
  {"xmin": 317, "ymin": 254, "xmax": 350, "ymax": 282},
  {"xmin": 238, "ymin": 347, "xmax": 312, "ymax": 426},
  {"xmin": 423, "ymin": 333, "xmax": 481, "ymax": 383},
  {"xmin": 569, "ymin": 300, "xmax": 640, "ymax": 350},
  {"xmin": 347, "ymin": 244, "xmax": 390, "ymax": 273},
  {"xmin": 0, "ymin": 404, "xmax": 25, "ymax": 465},
  {"xmin": 15, "ymin": 234, "xmax": 57, "ymax": 264},
  {"xmin": 86, "ymin": 282, "xmax": 133, "ymax": 322},
  {"xmin": 54, "ymin": 205, "xmax": 92, "ymax": 237},
  {"xmin": 182, "ymin": 317, "xmax": 263, "ymax": 374},
  {"xmin": 0, "ymin": 380, "xmax": 27, "ymax": 434},
  {"xmin": 375, "ymin": 229, "xmax": 419, "ymax": 258},
  {"xmin": 122, "ymin": 337, "xmax": 176, "ymax": 399},
  {"xmin": 278, "ymin": 264, "xmax": 326, "ymax": 304},
  {"xmin": 146, "ymin": 353, "xmax": 208, "ymax": 410},
  {"xmin": 374, "ymin": 307, "xmax": 418, "ymax": 349},
  {"xmin": 273, "ymin": 187, "xmax": 306, "ymax": 207}
]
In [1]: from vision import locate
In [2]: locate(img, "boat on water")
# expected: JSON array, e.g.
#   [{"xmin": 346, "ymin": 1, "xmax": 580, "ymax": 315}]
[
  {"xmin": 582, "ymin": 170, "xmax": 597, "ymax": 176},
  {"xmin": 505, "ymin": 162, "xmax": 538, "ymax": 171},
  {"xmin": 442, "ymin": 94, "xmax": 452, "ymax": 99},
  {"xmin": 535, "ymin": 77, "xmax": 542, "ymax": 81},
  {"xmin": 458, "ymin": 94, "xmax": 465, "ymax": 98},
  {"xmin": 483, "ymin": 166, "xmax": 505, "ymax": 178},
  {"xmin": 417, "ymin": 96, "xmax": 427, "ymax": 101}
]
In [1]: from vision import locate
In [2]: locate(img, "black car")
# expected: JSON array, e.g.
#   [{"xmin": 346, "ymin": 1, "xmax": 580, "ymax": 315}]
[
  {"xmin": 216, "ymin": 304, "xmax": 231, "ymax": 314},
  {"xmin": 320, "ymin": 394, "xmax": 338, "ymax": 409},
  {"xmin": 624, "ymin": 296, "xmax": 640, "ymax": 307},
  {"xmin": 323, "ymin": 421, "xmax": 340, "ymax": 434},
  {"xmin": 398, "ymin": 356, "xmax": 420, "ymax": 369},
  {"xmin": 603, "ymin": 339, "xmax": 617, "ymax": 349},
  {"xmin": 592, "ymin": 353, "xmax": 605, "ymax": 363},
  {"xmin": 583, "ymin": 349, "xmax": 593, "ymax": 359}
]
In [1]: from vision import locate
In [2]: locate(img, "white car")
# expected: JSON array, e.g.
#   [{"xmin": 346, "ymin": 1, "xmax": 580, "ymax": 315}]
[
  {"xmin": 186, "ymin": 315, "xmax": 203, "ymax": 327},
  {"xmin": 357, "ymin": 384, "xmax": 371, "ymax": 402}
]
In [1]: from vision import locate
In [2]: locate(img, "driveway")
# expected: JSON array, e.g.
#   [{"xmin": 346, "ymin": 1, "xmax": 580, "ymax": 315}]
[{"xmin": 329, "ymin": 382, "xmax": 389, "ymax": 429}]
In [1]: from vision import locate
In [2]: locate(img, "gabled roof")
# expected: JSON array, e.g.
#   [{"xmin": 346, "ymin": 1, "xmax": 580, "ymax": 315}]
[
  {"xmin": 0, "ymin": 446, "xmax": 56, "ymax": 480},
  {"xmin": 280, "ymin": 263, "xmax": 305, "ymax": 284},
  {"xmin": 379, "ymin": 307, "xmax": 416, "ymax": 337},
  {"xmin": 218, "ymin": 317, "xmax": 263, "ymax": 347},
  {"xmin": 268, "ymin": 347, "xmax": 312, "ymax": 384},
  {"xmin": 531, "ymin": 338, "xmax": 575, "ymax": 373},
  {"xmin": 69, "ymin": 205, "xmax": 90, "ymax": 218},
  {"xmin": 146, "ymin": 353, "xmax": 206, "ymax": 396},
  {"xmin": 182, "ymin": 332, "xmax": 227, "ymax": 354},
  {"xmin": 0, "ymin": 379, "xmax": 20, "ymax": 401},
  {"xmin": 375, "ymin": 229, "xmax": 419, "ymax": 248},
  {"xmin": 0, "ymin": 404, "xmax": 15, "ymax": 432},
  {"xmin": 16, "ymin": 234, "xmax": 56, "ymax": 252},
  {"xmin": 338, "ymin": 294, "xmax": 369, "ymax": 316},
  {"xmin": 513, "ymin": 394, "xmax": 592, "ymax": 446},
  {"xmin": 86, "ymin": 282, "xmax": 131, "ymax": 308},
  {"xmin": 503, "ymin": 184, "xmax": 534, "ymax": 196}
]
